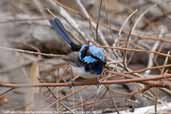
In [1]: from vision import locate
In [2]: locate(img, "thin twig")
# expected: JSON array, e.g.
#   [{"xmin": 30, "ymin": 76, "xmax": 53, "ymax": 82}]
[
  {"xmin": 145, "ymin": 25, "xmax": 167, "ymax": 75},
  {"xmin": 0, "ymin": 88, "xmax": 14, "ymax": 96},
  {"xmin": 125, "ymin": 64, "xmax": 171, "ymax": 74},
  {"xmin": 0, "ymin": 46, "xmax": 64, "ymax": 57},
  {"xmin": 119, "ymin": 9, "xmax": 138, "ymax": 37},
  {"xmin": 95, "ymin": 0, "xmax": 103, "ymax": 41},
  {"xmin": 108, "ymin": 87, "xmax": 120, "ymax": 114},
  {"xmin": 101, "ymin": 46, "xmax": 171, "ymax": 58}
]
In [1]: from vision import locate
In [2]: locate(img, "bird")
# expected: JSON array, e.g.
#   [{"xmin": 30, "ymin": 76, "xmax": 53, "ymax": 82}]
[{"xmin": 49, "ymin": 17, "xmax": 106, "ymax": 79}]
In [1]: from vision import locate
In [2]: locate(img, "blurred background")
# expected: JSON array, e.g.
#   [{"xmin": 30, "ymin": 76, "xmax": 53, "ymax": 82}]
[{"xmin": 0, "ymin": 0, "xmax": 171, "ymax": 113}]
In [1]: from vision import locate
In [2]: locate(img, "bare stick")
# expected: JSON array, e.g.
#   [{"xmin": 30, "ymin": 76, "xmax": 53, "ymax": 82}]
[{"xmin": 0, "ymin": 73, "xmax": 171, "ymax": 88}]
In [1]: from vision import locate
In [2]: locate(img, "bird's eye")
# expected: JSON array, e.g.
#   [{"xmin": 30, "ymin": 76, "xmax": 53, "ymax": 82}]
[{"xmin": 80, "ymin": 46, "xmax": 89, "ymax": 59}]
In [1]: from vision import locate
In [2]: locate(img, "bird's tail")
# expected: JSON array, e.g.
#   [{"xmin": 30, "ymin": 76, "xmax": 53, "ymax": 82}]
[{"xmin": 49, "ymin": 17, "xmax": 80, "ymax": 51}]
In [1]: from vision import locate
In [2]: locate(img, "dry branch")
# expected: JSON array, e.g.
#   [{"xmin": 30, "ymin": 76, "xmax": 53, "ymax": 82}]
[{"xmin": 0, "ymin": 73, "xmax": 171, "ymax": 89}]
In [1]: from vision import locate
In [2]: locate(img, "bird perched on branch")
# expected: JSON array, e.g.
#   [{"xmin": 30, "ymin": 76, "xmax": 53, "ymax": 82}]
[{"xmin": 49, "ymin": 17, "xmax": 106, "ymax": 79}]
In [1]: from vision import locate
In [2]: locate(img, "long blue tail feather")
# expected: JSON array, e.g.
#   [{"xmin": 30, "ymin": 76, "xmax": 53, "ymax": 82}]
[{"xmin": 49, "ymin": 17, "xmax": 80, "ymax": 51}]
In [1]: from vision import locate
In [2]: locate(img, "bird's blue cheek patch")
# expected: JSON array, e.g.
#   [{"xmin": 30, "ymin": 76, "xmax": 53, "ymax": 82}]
[{"xmin": 82, "ymin": 56, "xmax": 96, "ymax": 63}]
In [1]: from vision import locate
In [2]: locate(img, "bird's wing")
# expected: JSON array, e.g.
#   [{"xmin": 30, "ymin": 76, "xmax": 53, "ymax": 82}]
[{"xmin": 62, "ymin": 52, "xmax": 83, "ymax": 67}]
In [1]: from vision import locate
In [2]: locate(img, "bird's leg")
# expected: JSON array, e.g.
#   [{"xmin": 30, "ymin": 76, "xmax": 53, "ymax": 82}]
[{"xmin": 96, "ymin": 77, "xmax": 100, "ymax": 88}]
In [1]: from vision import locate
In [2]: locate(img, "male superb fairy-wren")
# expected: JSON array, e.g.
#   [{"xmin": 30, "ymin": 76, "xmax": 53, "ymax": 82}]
[{"xmin": 49, "ymin": 17, "xmax": 106, "ymax": 79}]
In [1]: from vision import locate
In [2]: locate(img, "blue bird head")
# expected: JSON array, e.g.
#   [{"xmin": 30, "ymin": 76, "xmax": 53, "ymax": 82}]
[
  {"xmin": 79, "ymin": 45, "xmax": 105, "ymax": 63},
  {"xmin": 79, "ymin": 45, "xmax": 106, "ymax": 74}
]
